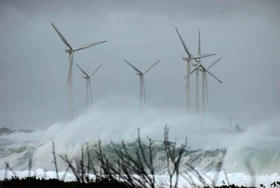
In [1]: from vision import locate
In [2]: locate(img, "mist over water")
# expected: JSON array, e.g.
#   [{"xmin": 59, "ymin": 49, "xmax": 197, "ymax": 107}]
[{"xmin": 1, "ymin": 99, "xmax": 280, "ymax": 173}]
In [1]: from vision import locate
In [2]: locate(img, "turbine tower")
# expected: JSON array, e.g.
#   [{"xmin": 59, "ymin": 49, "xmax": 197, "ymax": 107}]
[
  {"xmin": 76, "ymin": 64, "xmax": 103, "ymax": 109},
  {"xmin": 123, "ymin": 59, "xmax": 160, "ymax": 107},
  {"xmin": 50, "ymin": 23, "xmax": 106, "ymax": 119},
  {"xmin": 175, "ymin": 27, "xmax": 215, "ymax": 112},
  {"xmin": 196, "ymin": 30, "xmax": 201, "ymax": 113},
  {"xmin": 186, "ymin": 57, "xmax": 223, "ymax": 112}
]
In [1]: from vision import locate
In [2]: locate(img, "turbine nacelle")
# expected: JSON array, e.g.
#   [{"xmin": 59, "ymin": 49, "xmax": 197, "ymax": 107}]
[
  {"xmin": 65, "ymin": 48, "xmax": 72, "ymax": 53},
  {"xmin": 192, "ymin": 62, "xmax": 198, "ymax": 67},
  {"xmin": 123, "ymin": 58, "xmax": 160, "ymax": 106},
  {"xmin": 182, "ymin": 56, "xmax": 190, "ymax": 62},
  {"xmin": 50, "ymin": 22, "xmax": 106, "ymax": 119},
  {"xmin": 123, "ymin": 59, "xmax": 160, "ymax": 76},
  {"xmin": 176, "ymin": 27, "xmax": 216, "ymax": 65},
  {"xmin": 184, "ymin": 57, "xmax": 223, "ymax": 84},
  {"xmin": 51, "ymin": 22, "xmax": 106, "ymax": 55}
]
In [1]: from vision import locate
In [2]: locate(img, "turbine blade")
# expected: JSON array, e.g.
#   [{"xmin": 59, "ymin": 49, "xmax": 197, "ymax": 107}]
[
  {"xmin": 206, "ymin": 74, "xmax": 209, "ymax": 102},
  {"xmin": 88, "ymin": 79, "xmax": 93, "ymax": 104},
  {"xmin": 192, "ymin": 54, "xmax": 216, "ymax": 60},
  {"xmin": 91, "ymin": 64, "xmax": 103, "ymax": 76},
  {"xmin": 184, "ymin": 64, "xmax": 200, "ymax": 79},
  {"xmin": 142, "ymin": 76, "xmax": 146, "ymax": 103},
  {"xmin": 67, "ymin": 52, "xmax": 74, "ymax": 85},
  {"xmin": 76, "ymin": 64, "xmax": 90, "ymax": 78},
  {"xmin": 193, "ymin": 58, "xmax": 199, "ymax": 64},
  {"xmin": 86, "ymin": 80, "xmax": 89, "ymax": 107},
  {"xmin": 144, "ymin": 60, "xmax": 160, "ymax": 74},
  {"xmin": 198, "ymin": 30, "xmax": 201, "ymax": 55},
  {"xmin": 50, "ymin": 22, "xmax": 72, "ymax": 50},
  {"xmin": 205, "ymin": 68, "xmax": 222, "ymax": 84},
  {"xmin": 175, "ymin": 27, "xmax": 192, "ymax": 58},
  {"xmin": 123, "ymin": 59, "xmax": 142, "ymax": 74},
  {"xmin": 74, "ymin": 41, "xmax": 107, "ymax": 52},
  {"xmin": 207, "ymin": 57, "xmax": 223, "ymax": 70},
  {"xmin": 139, "ymin": 76, "xmax": 142, "ymax": 105}
]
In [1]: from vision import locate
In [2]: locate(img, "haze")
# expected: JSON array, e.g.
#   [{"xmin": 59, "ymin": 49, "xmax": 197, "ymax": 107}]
[{"xmin": 0, "ymin": 0, "xmax": 280, "ymax": 129}]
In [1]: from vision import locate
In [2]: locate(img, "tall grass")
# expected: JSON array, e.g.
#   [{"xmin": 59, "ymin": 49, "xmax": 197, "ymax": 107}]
[{"xmin": 55, "ymin": 125, "xmax": 224, "ymax": 187}]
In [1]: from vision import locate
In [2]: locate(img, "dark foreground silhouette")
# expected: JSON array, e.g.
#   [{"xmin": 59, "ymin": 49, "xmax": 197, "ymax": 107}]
[
  {"xmin": 2, "ymin": 177, "xmax": 279, "ymax": 188},
  {"xmin": 1, "ymin": 176, "xmax": 273, "ymax": 188},
  {"xmin": 0, "ymin": 176, "xmax": 140, "ymax": 188}
]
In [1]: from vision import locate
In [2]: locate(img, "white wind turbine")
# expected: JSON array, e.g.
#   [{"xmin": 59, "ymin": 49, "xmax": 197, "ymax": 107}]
[
  {"xmin": 123, "ymin": 59, "xmax": 160, "ymax": 107},
  {"xmin": 76, "ymin": 64, "xmax": 103, "ymax": 110},
  {"xmin": 186, "ymin": 57, "xmax": 223, "ymax": 112},
  {"xmin": 175, "ymin": 27, "xmax": 215, "ymax": 112},
  {"xmin": 50, "ymin": 22, "xmax": 106, "ymax": 119},
  {"xmin": 194, "ymin": 30, "xmax": 223, "ymax": 112}
]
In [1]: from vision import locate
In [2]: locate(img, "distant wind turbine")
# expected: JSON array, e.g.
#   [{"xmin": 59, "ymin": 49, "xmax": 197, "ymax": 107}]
[
  {"xmin": 186, "ymin": 57, "xmax": 223, "ymax": 112},
  {"xmin": 123, "ymin": 59, "xmax": 160, "ymax": 107},
  {"xmin": 175, "ymin": 27, "xmax": 215, "ymax": 112},
  {"xmin": 193, "ymin": 30, "xmax": 222, "ymax": 112},
  {"xmin": 201, "ymin": 57, "xmax": 223, "ymax": 108},
  {"xmin": 50, "ymin": 22, "xmax": 106, "ymax": 119},
  {"xmin": 76, "ymin": 64, "xmax": 103, "ymax": 109},
  {"xmin": 196, "ymin": 30, "xmax": 202, "ymax": 113}
]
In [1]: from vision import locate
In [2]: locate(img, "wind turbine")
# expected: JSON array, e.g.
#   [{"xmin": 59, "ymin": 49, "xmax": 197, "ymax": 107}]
[
  {"xmin": 191, "ymin": 30, "xmax": 220, "ymax": 113},
  {"xmin": 76, "ymin": 64, "xmax": 103, "ymax": 109},
  {"xmin": 50, "ymin": 22, "xmax": 106, "ymax": 119},
  {"xmin": 175, "ymin": 27, "xmax": 215, "ymax": 112},
  {"xmin": 123, "ymin": 59, "xmax": 160, "ymax": 107},
  {"xmin": 186, "ymin": 57, "xmax": 223, "ymax": 112},
  {"xmin": 196, "ymin": 30, "xmax": 201, "ymax": 113},
  {"xmin": 201, "ymin": 57, "xmax": 223, "ymax": 111}
]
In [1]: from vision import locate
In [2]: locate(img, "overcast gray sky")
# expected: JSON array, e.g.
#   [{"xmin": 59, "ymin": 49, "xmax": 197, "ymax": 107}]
[{"xmin": 0, "ymin": 0, "xmax": 280, "ymax": 129}]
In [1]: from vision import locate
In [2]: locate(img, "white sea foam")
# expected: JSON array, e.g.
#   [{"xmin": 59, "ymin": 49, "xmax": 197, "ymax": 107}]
[{"xmin": 1, "ymin": 100, "xmax": 280, "ymax": 174}]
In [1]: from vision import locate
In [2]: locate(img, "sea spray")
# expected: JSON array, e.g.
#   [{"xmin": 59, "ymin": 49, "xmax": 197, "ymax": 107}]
[{"xmin": 0, "ymin": 101, "xmax": 279, "ymax": 174}]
